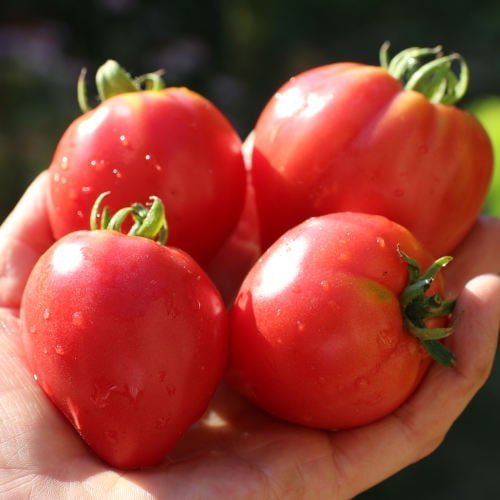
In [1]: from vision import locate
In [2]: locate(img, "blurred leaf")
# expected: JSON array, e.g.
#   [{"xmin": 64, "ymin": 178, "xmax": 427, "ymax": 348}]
[{"xmin": 468, "ymin": 96, "xmax": 500, "ymax": 217}]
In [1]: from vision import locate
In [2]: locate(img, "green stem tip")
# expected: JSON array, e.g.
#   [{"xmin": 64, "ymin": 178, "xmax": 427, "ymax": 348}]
[
  {"xmin": 398, "ymin": 246, "xmax": 456, "ymax": 367},
  {"xmin": 77, "ymin": 60, "xmax": 165, "ymax": 113},
  {"xmin": 380, "ymin": 42, "xmax": 469, "ymax": 105},
  {"xmin": 90, "ymin": 192, "xmax": 168, "ymax": 245}
]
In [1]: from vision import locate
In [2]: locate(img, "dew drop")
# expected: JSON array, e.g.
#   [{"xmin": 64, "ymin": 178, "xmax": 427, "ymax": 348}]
[
  {"xmin": 296, "ymin": 320, "xmax": 305, "ymax": 332},
  {"xmin": 128, "ymin": 385, "xmax": 140, "ymax": 399},
  {"xmin": 42, "ymin": 346, "xmax": 48, "ymax": 354},
  {"xmin": 76, "ymin": 210, "xmax": 84, "ymax": 219},
  {"xmin": 112, "ymin": 168, "xmax": 123, "ymax": 179},
  {"xmin": 104, "ymin": 429, "xmax": 118, "ymax": 444},
  {"xmin": 378, "ymin": 330, "xmax": 395, "ymax": 349},
  {"xmin": 43, "ymin": 308, "xmax": 51, "ymax": 320},
  {"xmin": 53, "ymin": 172, "xmax": 60, "ymax": 183},
  {"xmin": 55, "ymin": 345, "xmax": 65, "ymax": 355},
  {"xmin": 61, "ymin": 176, "xmax": 67, "ymax": 185},
  {"xmin": 376, "ymin": 237, "xmax": 386, "ymax": 248},
  {"xmin": 275, "ymin": 308, "xmax": 282, "ymax": 317},
  {"xmin": 60, "ymin": 156, "xmax": 69, "ymax": 170},
  {"xmin": 320, "ymin": 280, "xmax": 330, "ymax": 291},
  {"xmin": 165, "ymin": 384, "xmax": 176, "ymax": 396},
  {"xmin": 119, "ymin": 135, "xmax": 132, "ymax": 148},
  {"xmin": 29, "ymin": 325, "xmax": 37, "ymax": 334},
  {"xmin": 72, "ymin": 311, "xmax": 84, "ymax": 328},
  {"xmin": 155, "ymin": 414, "xmax": 171, "ymax": 429},
  {"xmin": 356, "ymin": 377, "xmax": 369, "ymax": 389},
  {"xmin": 145, "ymin": 154, "xmax": 152, "ymax": 161},
  {"xmin": 81, "ymin": 186, "xmax": 92, "ymax": 194},
  {"xmin": 33, "ymin": 373, "xmax": 39, "ymax": 381}
]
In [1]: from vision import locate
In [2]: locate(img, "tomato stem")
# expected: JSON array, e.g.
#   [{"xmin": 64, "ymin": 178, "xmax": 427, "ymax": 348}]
[
  {"xmin": 90, "ymin": 192, "xmax": 169, "ymax": 245},
  {"xmin": 77, "ymin": 60, "xmax": 166, "ymax": 113},
  {"xmin": 380, "ymin": 42, "xmax": 469, "ymax": 105},
  {"xmin": 398, "ymin": 247, "xmax": 456, "ymax": 367}
]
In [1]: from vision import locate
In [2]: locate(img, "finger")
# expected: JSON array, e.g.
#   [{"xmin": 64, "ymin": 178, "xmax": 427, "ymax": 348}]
[
  {"xmin": 444, "ymin": 215, "xmax": 500, "ymax": 297},
  {"xmin": 329, "ymin": 273, "xmax": 500, "ymax": 499},
  {"xmin": 0, "ymin": 171, "xmax": 54, "ymax": 309}
]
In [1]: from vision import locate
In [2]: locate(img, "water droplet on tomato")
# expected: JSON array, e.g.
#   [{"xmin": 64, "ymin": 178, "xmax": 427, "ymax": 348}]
[
  {"xmin": 376, "ymin": 237, "xmax": 386, "ymax": 248},
  {"xmin": 72, "ymin": 311, "xmax": 85, "ymax": 328},
  {"xmin": 128, "ymin": 385, "xmax": 140, "ymax": 399},
  {"xmin": 43, "ymin": 308, "xmax": 51, "ymax": 320},
  {"xmin": 42, "ymin": 346, "xmax": 48, "ymax": 354},
  {"xmin": 112, "ymin": 168, "xmax": 123, "ymax": 179},
  {"xmin": 119, "ymin": 135, "xmax": 132, "ymax": 149},
  {"xmin": 60, "ymin": 156, "xmax": 70, "ymax": 170},
  {"xmin": 53, "ymin": 172, "xmax": 60, "ymax": 183},
  {"xmin": 320, "ymin": 280, "xmax": 330, "ymax": 291},
  {"xmin": 89, "ymin": 159, "xmax": 107, "ymax": 171},
  {"xmin": 296, "ymin": 320, "xmax": 305, "ymax": 332},
  {"xmin": 91, "ymin": 384, "xmax": 118, "ymax": 408},
  {"xmin": 54, "ymin": 345, "xmax": 65, "ymax": 355},
  {"xmin": 81, "ymin": 186, "xmax": 92, "ymax": 194},
  {"xmin": 104, "ymin": 429, "xmax": 118, "ymax": 444},
  {"xmin": 378, "ymin": 330, "xmax": 395, "ymax": 350},
  {"xmin": 33, "ymin": 373, "xmax": 39, "ymax": 381},
  {"xmin": 76, "ymin": 210, "xmax": 84, "ymax": 219},
  {"xmin": 155, "ymin": 414, "xmax": 171, "ymax": 429},
  {"xmin": 356, "ymin": 377, "xmax": 369, "ymax": 389},
  {"xmin": 29, "ymin": 325, "xmax": 37, "ymax": 334}
]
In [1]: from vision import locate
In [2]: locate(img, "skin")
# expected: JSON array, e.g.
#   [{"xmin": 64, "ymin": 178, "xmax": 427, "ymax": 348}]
[{"xmin": 0, "ymin": 171, "xmax": 499, "ymax": 499}]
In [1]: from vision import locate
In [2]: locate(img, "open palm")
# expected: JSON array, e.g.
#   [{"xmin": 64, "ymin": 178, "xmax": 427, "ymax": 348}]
[{"xmin": 1, "ymin": 172, "xmax": 499, "ymax": 499}]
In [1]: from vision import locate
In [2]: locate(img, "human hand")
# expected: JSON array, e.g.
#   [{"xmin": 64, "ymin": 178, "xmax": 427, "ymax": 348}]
[{"xmin": 0, "ymin": 172, "xmax": 498, "ymax": 499}]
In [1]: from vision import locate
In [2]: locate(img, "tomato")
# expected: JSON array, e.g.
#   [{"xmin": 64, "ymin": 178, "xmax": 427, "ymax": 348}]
[
  {"xmin": 248, "ymin": 44, "xmax": 493, "ymax": 255},
  {"xmin": 226, "ymin": 212, "xmax": 454, "ymax": 429},
  {"xmin": 21, "ymin": 196, "xmax": 228, "ymax": 469},
  {"xmin": 48, "ymin": 60, "xmax": 246, "ymax": 264},
  {"xmin": 206, "ymin": 132, "xmax": 261, "ymax": 305}
]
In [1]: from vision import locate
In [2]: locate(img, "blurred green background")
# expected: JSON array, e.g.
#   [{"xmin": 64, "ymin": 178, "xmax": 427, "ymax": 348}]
[{"xmin": 1, "ymin": 0, "xmax": 499, "ymax": 497}]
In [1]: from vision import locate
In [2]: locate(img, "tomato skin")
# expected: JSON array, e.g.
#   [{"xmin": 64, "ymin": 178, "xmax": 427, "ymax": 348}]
[
  {"xmin": 48, "ymin": 88, "xmax": 246, "ymax": 264},
  {"xmin": 250, "ymin": 63, "xmax": 493, "ymax": 255},
  {"xmin": 21, "ymin": 230, "xmax": 228, "ymax": 469},
  {"xmin": 226, "ymin": 212, "xmax": 446, "ymax": 429}
]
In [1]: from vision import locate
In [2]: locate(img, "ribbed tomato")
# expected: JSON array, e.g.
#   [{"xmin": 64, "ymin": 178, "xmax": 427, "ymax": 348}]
[{"xmin": 249, "ymin": 45, "xmax": 493, "ymax": 255}]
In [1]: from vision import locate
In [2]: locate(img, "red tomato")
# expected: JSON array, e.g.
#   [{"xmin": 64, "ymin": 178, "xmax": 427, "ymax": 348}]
[
  {"xmin": 207, "ymin": 132, "xmax": 262, "ymax": 305},
  {"xmin": 226, "ymin": 212, "xmax": 453, "ymax": 429},
  {"xmin": 49, "ymin": 61, "xmax": 246, "ymax": 264},
  {"xmin": 21, "ymin": 198, "xmax": 228, "ymax": 469},
  {"xmin": 249, "ymin": 45, "xmax": 493, "ymax": 255}
]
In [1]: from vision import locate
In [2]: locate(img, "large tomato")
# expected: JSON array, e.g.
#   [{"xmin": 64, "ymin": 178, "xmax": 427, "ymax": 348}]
[
  {"xmin": 48, "ymin": 60, "xmax": 246, "ymax": 264},
  {"xmin": 248, "ymin": 45, "xmax": 493, "ymax": 255},
  {"xmin": 226, "ymin": 212, "xmax": 454, "ymax": 429},
  {"xmin": 21, "ymin": 196, "xmax": 228, "ymax": 469}
]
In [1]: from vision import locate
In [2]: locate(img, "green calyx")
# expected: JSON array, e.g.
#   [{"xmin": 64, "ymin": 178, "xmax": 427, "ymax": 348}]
[
  {"xmin": 379, "ymin": 42, "xmax": 469, "ymax": 105},
  {"xmin": 77, "ymin": 60, "xmax": 165, "ymax": 113},
  {"xmin": 90, "ymin": 192, "xmax": 168, "ymax": 245},
  {"xmin": 398, "ymin": 247, "xmax": 456, "ymax": 367}
]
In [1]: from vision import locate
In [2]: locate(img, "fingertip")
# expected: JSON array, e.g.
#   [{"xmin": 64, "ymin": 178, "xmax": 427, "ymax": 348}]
[{"xmin": 448, "ymin": 273, "xmax": 500, "ymax": 389}]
